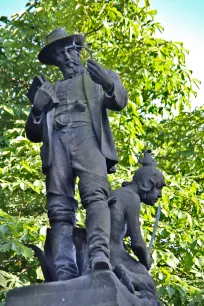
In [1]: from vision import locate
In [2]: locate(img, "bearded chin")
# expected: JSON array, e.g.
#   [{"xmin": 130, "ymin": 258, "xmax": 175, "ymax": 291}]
[
  {"xmin": 67, "ymin": 60, "xmax": 81, "ymax": 71},
  {"xmin": 61, "ymin": 59, "xmax": 83, "ymax": 79}
]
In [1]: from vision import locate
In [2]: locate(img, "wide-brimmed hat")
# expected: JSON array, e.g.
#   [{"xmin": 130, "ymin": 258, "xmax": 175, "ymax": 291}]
[{"xmin": 38, "ymin": 28, "xmax": 86, "ymax": 65}]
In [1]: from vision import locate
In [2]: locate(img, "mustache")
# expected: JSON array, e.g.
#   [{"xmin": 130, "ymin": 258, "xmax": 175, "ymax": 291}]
[{"xmin": 64, "ymin": 59, "xmax": 80, "ymax": 68}]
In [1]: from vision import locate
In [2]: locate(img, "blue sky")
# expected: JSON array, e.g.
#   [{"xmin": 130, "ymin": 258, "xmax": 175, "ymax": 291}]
[
  {"xmin": 0, "ymin": 0, "xmax": 28, "ymax": 17},
  {"xmin": 151, "ymin": 0, "xmax": 204, "ymax": 107},
  {"xmin": 1, "ymin": 0, "xmax": 203, "ymax": 107}
]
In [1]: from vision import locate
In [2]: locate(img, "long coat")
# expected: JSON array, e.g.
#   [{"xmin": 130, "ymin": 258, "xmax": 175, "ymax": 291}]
[{"xmin": 25, "ymin": 70, "xmax": 128, "ymax": 174}]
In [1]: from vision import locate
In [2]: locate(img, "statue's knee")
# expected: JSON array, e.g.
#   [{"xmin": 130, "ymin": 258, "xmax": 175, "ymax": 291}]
[
  {"xmin": 79, "ymin": 174, "xmax": 110, "ymax": 207},
  {"xmin": 47, "ymin": 194, "xmax": 78, "ymax": 226}
]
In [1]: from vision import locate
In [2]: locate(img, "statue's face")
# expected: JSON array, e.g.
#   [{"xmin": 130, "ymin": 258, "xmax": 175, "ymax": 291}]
[
  {"xmin": 53, "ymin": 45, "xmax": 82, "ymax": 78},
  {"xmin": 143, "ymin": 182, "xmax": 163, "ymax": 206}
]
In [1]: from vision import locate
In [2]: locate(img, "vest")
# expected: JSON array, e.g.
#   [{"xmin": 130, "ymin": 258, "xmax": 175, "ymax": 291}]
[{"xmin": 54, "ymin": 72, "xmax": 91, "ymax": 132}]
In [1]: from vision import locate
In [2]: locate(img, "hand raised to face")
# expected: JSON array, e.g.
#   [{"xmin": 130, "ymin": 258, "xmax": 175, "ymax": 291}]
[{"xmin": 86, "ymin": 59, "xmax": 113, "ymax": 92}]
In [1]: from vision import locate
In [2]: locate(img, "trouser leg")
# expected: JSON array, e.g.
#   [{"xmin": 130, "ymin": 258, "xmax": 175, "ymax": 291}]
[
  {"xmin": 79, "ymin": 173, "xmax": 111, "ymax": 270},
  {"xmin": 47, "ymin": 195, "xmax": 79, "ymax": 281},
  {"xmin": 70, "ymin": 124, "xmax": 111, "ymax": 270},
  {"xmin": 46, "ymin": 130, "xmax": 79, "ymax": 280}
]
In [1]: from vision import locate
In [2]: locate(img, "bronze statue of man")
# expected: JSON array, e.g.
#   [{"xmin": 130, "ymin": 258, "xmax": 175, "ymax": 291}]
[{"xmin": 25, "ymin": 28, "xmax": 128, "ymax": 281}]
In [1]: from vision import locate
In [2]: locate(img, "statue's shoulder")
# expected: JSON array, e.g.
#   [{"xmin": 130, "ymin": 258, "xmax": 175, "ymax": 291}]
[
  {"xmin": 107, "ymin": 69, "xmax": 118, "ymax": 78},
  {"xmin": 53, "ymin": 79, "xmax": 61, "ymax": 90},
  {"xmin": 124, "ymin": 189, "xmax": 140, "ymax": 207},
  {"xmin": 111, "ymin": 187, "xmax": 140, "ymax": 206}
]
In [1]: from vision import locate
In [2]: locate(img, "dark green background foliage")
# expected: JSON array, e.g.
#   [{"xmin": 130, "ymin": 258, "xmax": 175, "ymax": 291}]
[{"xmin": 0, "ymin": 0, "xmax": 203, "ymax": 305}]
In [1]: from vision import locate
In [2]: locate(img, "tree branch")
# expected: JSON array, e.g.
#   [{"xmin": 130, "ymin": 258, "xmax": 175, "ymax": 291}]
[{"xmin": 85, "ymin": 25, "xmax": 103, "ymax": 37}]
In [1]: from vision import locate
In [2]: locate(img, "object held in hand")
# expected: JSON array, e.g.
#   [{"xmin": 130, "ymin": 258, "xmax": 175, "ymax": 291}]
[
  {"xmin": 27, "ymin": 76, "xmax": 59, "ymax": 116},
  {"xmin": 26, "ymin": 75, "xmax": 47, "ymax": 105}
]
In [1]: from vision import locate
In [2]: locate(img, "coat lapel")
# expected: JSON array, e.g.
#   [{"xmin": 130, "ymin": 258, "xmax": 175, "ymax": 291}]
[{"xmin": 82, "ymin": 71, "xmax": 103, "ymax": 143}]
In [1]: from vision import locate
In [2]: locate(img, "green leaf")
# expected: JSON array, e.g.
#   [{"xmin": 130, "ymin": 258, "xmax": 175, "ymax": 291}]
[
  {"xmin": 185, "ymin": 253, "xmax": 193, "ymax": 272},
  {"xmin": 0, "ymin": 273, "xmax": 7, "ymax": 288},
  {"xmin": 0, "ymin": 242, "xmax": 11, "ymax": 252},
  {"xmin": 166, "ymin": 284, "xmax": 176, "ymax": 299}
]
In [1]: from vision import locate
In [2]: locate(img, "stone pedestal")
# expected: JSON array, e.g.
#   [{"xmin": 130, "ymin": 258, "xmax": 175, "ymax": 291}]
[{"xmin": 5, "ymin": 271, "xmax": 158, "ymax": 306}]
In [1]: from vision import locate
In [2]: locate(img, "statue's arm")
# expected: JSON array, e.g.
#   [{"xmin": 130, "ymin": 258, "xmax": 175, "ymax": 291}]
[
  {"xmin": 104, "ymin": 70, "xmax": 128, "ymax": 111},
  {"xmin": 25, "ymin": 110, "xmax": 44, "ymax": 143},
  {"xmin": 126, "ymin": 193, "xmax": 152, "ymax": 270},
  {"xmin": 86, "ymin": 60, "xmax": 128, "ymax": 111},
  {"xmin": 25, "ymin": 81, "xmax": 58, "ymax": 143}
]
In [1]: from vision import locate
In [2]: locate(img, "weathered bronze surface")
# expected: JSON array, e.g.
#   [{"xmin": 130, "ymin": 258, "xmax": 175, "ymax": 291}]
[
  {"xmin": 25, "ymin": 28, "xmax": 128, "ymax": 281},
  {"xmin": 5, "ymin": 28, "xmax": 165, "ymax": 306}
]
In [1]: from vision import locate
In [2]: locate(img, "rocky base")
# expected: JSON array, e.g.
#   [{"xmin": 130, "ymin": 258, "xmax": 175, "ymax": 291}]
[{"xmin": 5, "ymin": 271, "xmax": 159, "ymax": 306}]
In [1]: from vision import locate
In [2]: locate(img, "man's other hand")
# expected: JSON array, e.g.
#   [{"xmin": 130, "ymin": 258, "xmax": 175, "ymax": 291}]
[
  {"xmin": 32, "ymin": 82, "xmax": 55, "ymax": 116},
  {"xmin": 87, "ymin": 59, "xmax": 114, "ymax": 92}
]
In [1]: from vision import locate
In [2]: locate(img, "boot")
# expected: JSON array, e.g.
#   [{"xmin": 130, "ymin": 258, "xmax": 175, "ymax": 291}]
[
  {"xmin": 79, "ymin": 173, "xmax": 111, "ymax": 271},
  {"xmin": 50, "ymin": 223, "xmax": 79, "ymax": 281},
  {"xmin": 86, "ymin": 202, "xmax": 111, "ymax": 271}
]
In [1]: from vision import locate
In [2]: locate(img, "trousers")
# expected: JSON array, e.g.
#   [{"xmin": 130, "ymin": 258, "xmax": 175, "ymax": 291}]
[{"xmin": 46, "ymin": 122, "xmax": 111, "ymax": 262}]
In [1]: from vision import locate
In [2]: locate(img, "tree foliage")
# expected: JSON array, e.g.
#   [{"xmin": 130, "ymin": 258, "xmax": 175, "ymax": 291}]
[{"xmin": 0, "ymin": 0, "xmax": 203, "ymax": 305}]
